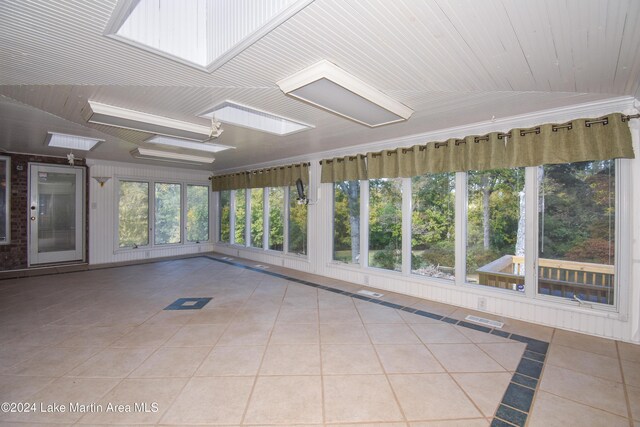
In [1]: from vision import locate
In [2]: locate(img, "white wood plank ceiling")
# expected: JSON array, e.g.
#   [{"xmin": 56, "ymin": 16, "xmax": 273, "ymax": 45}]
[{"xmin": 0, "ymin": 0, "xmax": 639, "ymax": 171}]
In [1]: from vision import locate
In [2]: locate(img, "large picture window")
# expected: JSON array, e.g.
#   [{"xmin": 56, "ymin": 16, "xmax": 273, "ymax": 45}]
[
  {"xmin": 250, "ymin": 188, "xmax": 264, "ymax": 248},
  {"xmin": 288, "ymin": 185, "xmax": 307, "ymax": 255},
  {"xmin": 218, "ymin": 190, "xmax": 230, "ymax": 243},
  {"xmin": 333, "ymin": 181, "xmax": 360, "ymax": 263},
  {"xmin": 268, "ymin": 187, "xmax": 285, "ymax": 251},
  {"xmin": 186, "ymin": 185, "xmax": 209, "ymax": 243},
  {"xmin": 154, "ymin": 183, "xmax": 182, "ymax": 245},
  {"xmin": 234, "ymin": 189, "xmax": 246, "ymax": 246},
  {"xmin": 118, "ymin": 181, "xmax": 149, "ymax": 248},
  {"xmin": 411, "ymin": 173, "xmax": 455, "ymax": 279},
  {"xmin": 368, "ymin": 178, "xmax": 402, "ymax": 271},
  {"xmin": 538, "ymin": 160, "xmax": 615, "ymax": 305},
  {"xmin": 466, "ymin": 168, "xmax": 525, "ymax": 292}
]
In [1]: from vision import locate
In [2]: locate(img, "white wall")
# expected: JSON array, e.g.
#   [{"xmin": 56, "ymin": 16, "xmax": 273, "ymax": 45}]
[
  {"xmin": 213, "ymin": 97, "xmax": 640, "ymax": 343},
  {"xmin": 87, "ymin": 159, "xmax": 214, "ymax": 265}
]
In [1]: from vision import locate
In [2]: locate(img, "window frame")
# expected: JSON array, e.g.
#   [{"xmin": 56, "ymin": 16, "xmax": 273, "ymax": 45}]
[
  {"xmin": 0, "ymin": 156, "xmax": 10, "ymax": 245},
  {"xmin": 115, "ymin": 177, "xmax": 211, "ymax": 252},
  {"xmin": 215, "ymin": 185, "xmax": 308, "ymax": 259},
  {"xmin": 328, "ymin": 158, "xmax": 629, "ymax": 314},
  {"xmin": 185, "ymin": 183, "xmax": 210, "ymax": 244},
  {"xmin": 154, "ymin": 181, "xmax": 183, "ymax": 246}
]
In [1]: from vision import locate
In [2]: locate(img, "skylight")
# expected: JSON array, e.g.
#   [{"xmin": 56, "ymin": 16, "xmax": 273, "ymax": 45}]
[
  {"xmin": 131, "ymin": 147, "xmax": 215, "ymax": 164},
  {"xmin": 146, "ymin": 135, "xmax": 233, "ymax": 153},
  {"xmin": 46, "ymin": 132, "xmax": 104, "ymax": 151},
  {"xmin": 109, "ymin": 0, "xmax": 313, "ymax": 71},
  {"xmin": 199, "ymin": 101, "xmax": 313, "ymax": 135}
]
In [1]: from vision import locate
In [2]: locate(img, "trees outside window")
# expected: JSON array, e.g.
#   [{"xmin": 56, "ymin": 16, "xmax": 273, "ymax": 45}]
[
  {"xmin": 333, "ymin": 181, "xmax": 360, "ymax": 263},
  {"xmin": 368, "ymin": 178, "xmax": 402, "ymax": 271},
  {"xmin": 538, "ymin": 160, "xmax": 615, "ymax": 304},
  {"xmin": 250, "ymin": 188, "xmax": 264, "ymax": 248},
  {"xmin": 235, "ymin": 189, "xmax": 246, "ymax": 246},
  {"xmin": 268, "ymin": 187, "xmax": 285, "ymax": 251},
  {"xmin": 288, "ymin": 185, "xmax": 307, "ymax": 255},
  {"xmin": 186, "ymin": 185, "xmax": 209, "ymax": 243},
  {"xmin": 466, "ymin": 168, "xmax": 525, "ymax": 291},
  {"xmin": 218, "ymin": 190, "xmax": 230, "ymax": 243},
  {"xmin": 118, "ymin": 181, "xmax": 149, "ymax": 248},
  {"xmin": 411, "ymin": 173, "xmax": 455, "ymax": 279},
  {"xmin": 154, "ymin": 183, "xmax": 181, "ymax": 245}
]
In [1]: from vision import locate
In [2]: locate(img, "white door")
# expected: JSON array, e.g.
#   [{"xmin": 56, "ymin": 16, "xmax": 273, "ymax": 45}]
[{"xmin": 29, "ymin": 164, "xmax": 85, "ymax": 265}]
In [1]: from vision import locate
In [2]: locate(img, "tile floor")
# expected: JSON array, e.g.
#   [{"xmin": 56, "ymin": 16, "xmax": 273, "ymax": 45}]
[{"xmin": 0, "ymin": 254, "xmax": 637, "ymax": 426}]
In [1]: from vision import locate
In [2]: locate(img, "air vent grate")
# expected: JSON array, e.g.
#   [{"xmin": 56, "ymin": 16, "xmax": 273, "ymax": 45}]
[
  {"xmin": 357, "ymin": 290, "xmax": 384, "ymax": 298},
  {"xmin": 465, "ymin": 315, "xmax": 504, "ymax": 329}
]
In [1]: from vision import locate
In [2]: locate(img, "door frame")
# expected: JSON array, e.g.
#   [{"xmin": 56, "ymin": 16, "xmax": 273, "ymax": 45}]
[{"xmin": 28, "ymin": 163, "xmax": 86, "ymax": 266}]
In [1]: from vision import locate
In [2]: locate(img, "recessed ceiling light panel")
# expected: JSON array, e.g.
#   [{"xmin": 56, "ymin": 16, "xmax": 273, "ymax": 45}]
[
  {"xmin": 85, "ymin": 101, "xmax": 210, "ymax": 141},
  {"xmin": 146, "ymin": 135, "xmax": 234, "ymax": 153},
  {"xmin": 199, "ymin": 101, "xmax": 313, "ymax": 136},
  {"xmin": 46, "ymin": 132, "xmax": 104, "ymax": 151},
  {"xmin": 131, "ymin": 147, "xmax": 215, "ymax": 164},
  {"xmin": 277, "ymin": 60, "xmax": 413, "ymax": 127}
]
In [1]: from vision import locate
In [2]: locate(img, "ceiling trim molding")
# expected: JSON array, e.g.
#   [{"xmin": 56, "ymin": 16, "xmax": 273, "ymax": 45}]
[
  {"xmin": 85, "ymin": 158, "xmax": 213, "ymax": 177},
  {"xmin": 212, "ymin": 95, "xmax": 637, "ymax": 174}
]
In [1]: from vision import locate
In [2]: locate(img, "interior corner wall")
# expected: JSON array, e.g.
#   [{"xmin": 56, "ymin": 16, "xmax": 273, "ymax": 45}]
[
  {"xmin": 87, "ymin": 160, "xmax": 214, "ymax": 266},
  {"xmin": 0, "ymin": 153, "xmax": 88, "ymax": 271}
]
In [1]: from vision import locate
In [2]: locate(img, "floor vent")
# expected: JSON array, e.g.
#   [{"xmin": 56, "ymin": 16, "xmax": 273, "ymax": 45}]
[
  {"xmin": 465, "ymin": 315, "xmax": 504, "ymax": 329},
  {"xmin": 254, "ymin": 264, "xmax": 269, "ymax": 269},
  {"xmin": 358, "ymin": 290, "xmax": 384, "ymax": 298},
  {"xmin": 221, "ymin": 256, "xmax": 234, "ymax": 260}
]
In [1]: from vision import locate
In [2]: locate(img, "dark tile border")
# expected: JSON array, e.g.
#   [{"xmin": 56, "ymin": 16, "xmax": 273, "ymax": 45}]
[{"xmin": 205, "ymin": 255, "xmax": 548, "ymax": 427}]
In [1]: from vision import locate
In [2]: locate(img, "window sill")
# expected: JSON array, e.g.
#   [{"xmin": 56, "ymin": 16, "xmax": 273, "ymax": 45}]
[
  {"xmin": 114, "ymin": 241, "xmax": 212, "ymax": 255},
  {"xmin": 214, "ymin": 242, "xmax": 310, "ymax": 262},
  {"xmin": 325, "ymin": 259, "xmax": 623, "ymax": 319}
]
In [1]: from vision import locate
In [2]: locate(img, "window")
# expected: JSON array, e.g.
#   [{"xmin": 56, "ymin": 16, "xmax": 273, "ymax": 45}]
[
  {"xmin": 186, "ymin": 185, "xmax": 209, "ymax": 243},
  {"xmin": 268, "ymin": 187, "xmax": 285, "ymax": 251},
  {"xmin": 411, "ymin": 173, "xmax": 455, "ymax": 279},
  {"xmin": 250, "ymin": 188, "xmax": 264, "ymax": 248},
  {"xmin": 0, "ymin": 156, "xmax": 9, "ymax": 245},
  {"xmin": 333, "ymin": 181, "xmax": 360, "ymax": 263},
  {"xmin": 118, "ymin": 181, "xmax": 149, "ymax": 248},
  {"xmin": 234, "ymin": 189, "xmax": 246, "ymax": 245},
  {"xmin": 368, "ymin": 178, "xmax": 402, "ymax": 271},
  {"xmin": 466, "ymin": 168, "xmax": 525, "ymax": 291},
  {"xmin": 288, "ymin": 185, "xmax": 307, "ymax": 255},
  {"xmin": 154, "ymin": 183, "xmax": 181, "ymax": 245},
  {"xmin": 218, "ymin": 190, "xmax": 231, "ymax": 243},
  {"xmin": 538, "ymin": 160, "xmax": 615, "ymax": 305}
]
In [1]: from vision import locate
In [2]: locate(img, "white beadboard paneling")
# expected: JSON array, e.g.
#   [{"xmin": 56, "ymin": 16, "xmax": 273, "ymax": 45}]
[{"xmin": 88, "ymin": 160, "xmax": 212, "ymax": 265}]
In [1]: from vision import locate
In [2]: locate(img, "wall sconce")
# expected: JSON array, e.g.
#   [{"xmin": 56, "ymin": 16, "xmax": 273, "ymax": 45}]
[{"xmin": 92, "ymin": 176, "xmax": 111, "ymax": 187}]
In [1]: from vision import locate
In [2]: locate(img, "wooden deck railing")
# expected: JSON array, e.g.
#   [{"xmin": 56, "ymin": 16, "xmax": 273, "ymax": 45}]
[{"xmin": 477, "ymin": 255, "xmax": 614, "ymax": 304}]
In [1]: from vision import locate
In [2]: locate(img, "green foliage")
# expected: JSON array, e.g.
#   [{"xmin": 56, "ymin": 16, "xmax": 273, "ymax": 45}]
[
  {"xmin": 186, "ymin": 185, "xmax": 209, "ymax": 242},
  {"xmin": 119, "ymin": 181, "xmax": 149, "ymax": 247},
  {"xmin": 250, "ymin": 188, "xmax": 264, "ymax": 247},
  {"xmin": 540, "ymin": 160, "xmax": 615, "ymax": 265},
  {"xmin": 268, "ymin": 187, "xmax": 284, "ymax": 251},
  {"xmin": 369, "ymin": 179, "xmax": 402, "ymax": 270},
  {"xmin": 219, "ymin": 190, "xmax": 231, "ymax": 242},
  {"xmin": 234, "ymin": 189, "xmax": 246, "ymax": 245},
  {"xmin": 288, "ymin": 185, "xmax": 307, "ymax": 255},
  {"xmin": 411, "ymin": 173, "xmax": 455, "ymax": 275},
  {"xmin": 154, "ymin": 183, "xmax": 181, "ymax": 244},
  {"xmin": 466, "ymin": 168, "xmax": 524, "ymax": 273},
  {"xmin": 333, "ymin": 181, "xmax": 360, "ymax": 262}
]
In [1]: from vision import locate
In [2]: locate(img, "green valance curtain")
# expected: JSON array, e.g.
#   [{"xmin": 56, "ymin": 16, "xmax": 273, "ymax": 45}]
[
  {"xmin": 321, "ymin": 113, "xmax": 635, "ymax": 182},
  {"xmin": 211, "ymin": 162, "xmax": 309, "ymax": 191},
  {"xmin": 320, "ymin": 155, "xmax": 367, "ymax": 183}
]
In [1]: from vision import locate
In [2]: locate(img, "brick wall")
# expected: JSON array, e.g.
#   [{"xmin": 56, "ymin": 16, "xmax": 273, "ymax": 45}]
[{"xmin": 0, "ymin": 153, "xmax": 87, "ymax": 271}]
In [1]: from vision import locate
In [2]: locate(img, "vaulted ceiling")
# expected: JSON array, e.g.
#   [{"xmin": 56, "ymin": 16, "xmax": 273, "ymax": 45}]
[{"xmin": 1, "ymin": 0, "xmax": 639, "ymax": 172}]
